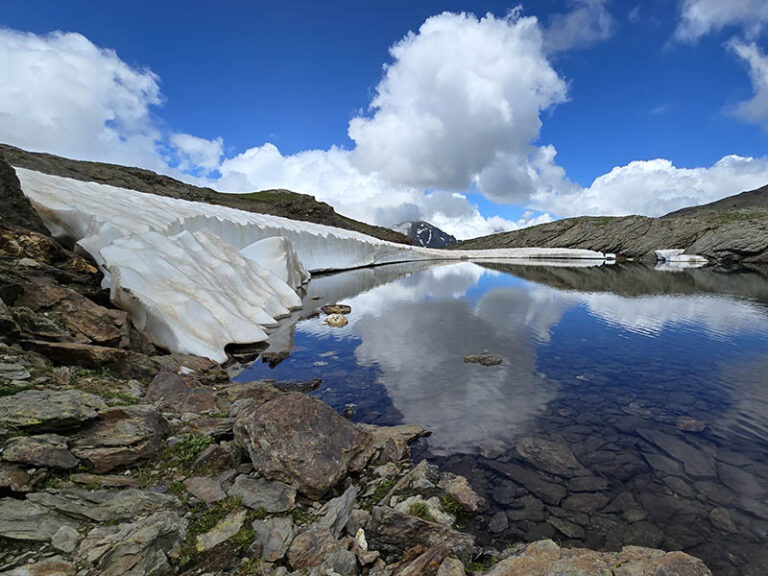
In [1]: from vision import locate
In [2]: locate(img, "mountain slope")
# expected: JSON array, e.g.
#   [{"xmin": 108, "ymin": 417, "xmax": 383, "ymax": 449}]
[
  {"xmin": 394, "ymin": 220, "xmax": 457, "ymax": 248},
  {"xmin": 456, "ymin": 184, "xmax": 768, "ymax": 264},
  {"xmin": 0, "ymin": 143, "xmax": 411, "ymax": 245}
]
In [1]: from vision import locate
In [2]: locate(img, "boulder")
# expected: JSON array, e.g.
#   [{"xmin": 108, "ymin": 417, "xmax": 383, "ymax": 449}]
[
  {"xmin": 76, "ymin": 511, "xmax": 185, "ymax": 576},
  {"xmin": 227, "ymin": 475, "xmax": 296, "ymax": 513},
  {"xmin": 0, "ymin": 389, "xmax": 107, "ymax": 431},
  {"xmin": 437, "ymin": 473, "xmax": 484, "ymax": 513},
  {"xmin": 0, "ymin": 362, "xmax": 29, "ymax": 381},
  {"xmin": 252, "ymin": 516, "xmax": 295, "ymax": 562},
  {"xmin": 514, "ymin": 437, "xmax": 584, "ymax": 477},
  {"xmin": 21, "ymin": 340, "xmax": 127, "ymax": 369},
  {"xmin": 71, "ymin": 405, "xmax": 168, "ymax": 473},
  {"xmin": 0, "ymin": 156, "xmax": 48, "ymax": 234},
  {"xmin": 2, "ymin": 434, "xmax": 79, "ymax": 469},
  {"xmin": 145, "ymin": 369, "xmax": 219, "ymax": 413},
  {"xmin": 234, "ymin": 391, "xmax": 375, "ymax": 499}
]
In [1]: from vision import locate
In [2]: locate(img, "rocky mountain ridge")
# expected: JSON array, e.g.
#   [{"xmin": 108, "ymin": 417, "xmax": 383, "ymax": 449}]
[{"xmin": 394, "ymin": 221, "xmax": 457, "ymax": 248}]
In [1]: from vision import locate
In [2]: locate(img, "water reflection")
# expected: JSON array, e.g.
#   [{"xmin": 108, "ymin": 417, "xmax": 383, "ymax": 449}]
[{"xmin": 235, "ymin": 261, "xmax": 768, "ymax": 576}]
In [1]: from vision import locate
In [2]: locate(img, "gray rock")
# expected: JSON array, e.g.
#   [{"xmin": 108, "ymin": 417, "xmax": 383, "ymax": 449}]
[
  {"xmin": 320, "ymin": 547, "xmax": 359, "ymax": 576},
  {"xmin": 0, "ymin": 498, "xmax": 80, "ymax": 541},
  {"xmin": 0, "ymin": 389, "xmax": 107, "ymax": 432},
  {"xmin": 51, "ymin": 524, "xmax": 82, "ymax": 553},
  {"xmin": 0, "ymin": 155, "xmax": 49, "ymax": 233},
  {"xmin": 547, "ymin": 517, "xmax": 585, "ymax": 539},
  {"xmin": 253, "ymin": 516, "xmax": 295, "ymax": 562},
  {"xmin": 637, "ymin": 428, "xmax": 716, "ymax": 478},
  {"xmin": 562, "ymin": 492, "xmax": 609, "ymax": 514},
  {"xmin": 0, "ymin": 363, "xmax": 30, "ymax": 381},
  {"xmin": 514, "ymin": 437, "xmax": 584, "ymax": 477},
  {"xmin": 184, "ymin": 476, "xmax": 227, "ymax": 503},
  {"xmin": 567, "ymin": 476, "xmax": 608, "ymax": 492},
  {"xmin": 0, "ymin": 556, "xmax": 75, "ymax": 576},
  {"xmin": 286, "ymin": 525, "xmax": 340, "ymax": 570},
  {"xmin": 437, "ymin": 557, "xmax": 466, "ymax": 576},
  {"xmin": 463, "ymin": 351, "xmax": 502, "ymax": 366},
  {"xmin": 709, "ymin": 507, "xmax": 737, "ymax": 534},
  {"xmin": 437, "ymin": 474, "xmax": 484, "ymax": 513},
  {"xmin": 623, "ymin": 521, "xmax": 664, "ymax": 548},
  {"xmin": 196, "ymin": 509, "xmax": 247, "ymax": 552},
  {"xmin": 505, "ymin": 495, "xmax": 545, "ymax": 522},
  {"xmin": 319, "ymin": 485, "xmax": 357, "ymax": 537},
  {"xmin": 486, "ymin": 461, "xmax": 566, "ymax": 506},
  {"xmin": 2, "ymin": 434, "xmax": 79, "ymax": 470},
  {"xmin": 0, "ymin": 299, "xmax": 20, "ymax": 338},
  {"xmin": 27, "ymin": 487, "xmax": 178, "ymax": 522},
  {"xmin": 233, "ymin": 392, "xmax": 375, "ymax": 499},
  {"xmin": 488, "ymin": 511, "xmax": 508, "ymax": 533},
  {"xmin": 228, "ymin": 475, "xmax": 297, "ymax": 513},
  {"xmin": 76, "ymin": 510, "xmax": 184, "ymax": 576}
]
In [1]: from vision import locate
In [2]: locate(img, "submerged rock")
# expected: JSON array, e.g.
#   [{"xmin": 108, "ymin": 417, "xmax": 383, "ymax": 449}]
[{"xmin": 514, "ymin": 437, "xmax": 584, "ymax": 477}]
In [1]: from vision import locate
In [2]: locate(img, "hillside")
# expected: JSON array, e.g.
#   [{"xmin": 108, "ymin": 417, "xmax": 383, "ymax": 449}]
[
  {"xmin": 394, "ymin": 220, "xmax": 457, "ymax": 248},
  {"xmin": 456, "ymin": 184, "xmax": 768, "ymax": 264},
  {"xmin": 0, "ymin": 143, "xmax": 411, "ymax": 245}
]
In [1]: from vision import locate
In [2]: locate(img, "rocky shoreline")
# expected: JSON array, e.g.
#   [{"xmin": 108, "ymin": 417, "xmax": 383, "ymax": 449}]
[{"xmin": 0, "ymin": 157, "xmax": 713, "ymax": 575}]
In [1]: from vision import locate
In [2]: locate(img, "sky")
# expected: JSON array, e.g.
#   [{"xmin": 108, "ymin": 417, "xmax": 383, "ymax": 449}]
[{"xmin": 2, "ymin": 0, "xmax": 768, "ymax": 239}]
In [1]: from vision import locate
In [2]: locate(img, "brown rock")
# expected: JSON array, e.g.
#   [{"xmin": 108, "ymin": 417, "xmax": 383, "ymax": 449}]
[
  {"xmin": 437, "ymin": 474, "xmax": 484, "ymax": 513},
  {"xmin": 515, "ymin": 437, "xmax": 584, "ymax": 477},
  {"xmin": 395, "ymin": 546, "xmax": 449, "ymax": 576},
  {"xmin": 286, "ymin": 525, "xmax": 339, "ymax": 570},
  {"xmin": 21, "ymin": 340, "xmax": 127, "ymax": 368},
  {"xmin": 145, "ymin": 369, "xmax": 219, "ymax": 413},
  {"xmin": 321, "ymin": 304, "xmax": 352, "ymax": 315},
  {"xmin": 0, "ymin": 389, "xmax": 107, "ymax": 431},
  {"xmin": 2, "ymin": 434, "xmax": 79, "ymax": 470},
  {"xmin": 184, "ymin": 476, "xmax": 227, "ymax": 503}
]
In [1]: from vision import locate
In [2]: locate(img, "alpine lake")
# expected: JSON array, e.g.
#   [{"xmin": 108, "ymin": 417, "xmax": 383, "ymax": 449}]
[{"xmin": 234, "ymin": 260, "xmax": 768, "ymax": 576}]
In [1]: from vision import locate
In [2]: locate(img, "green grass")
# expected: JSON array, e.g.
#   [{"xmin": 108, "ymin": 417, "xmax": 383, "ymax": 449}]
[
  {"xmin": 174, "ymin": 434, "xmax": 214, "ymax": 466},
  {"xmin": 179, "ymin": 497, "xmax": 243, "ymax": 567},
  {"xmin": 407, "ymin": 501, "xmax": 435, "ymax": 523}
]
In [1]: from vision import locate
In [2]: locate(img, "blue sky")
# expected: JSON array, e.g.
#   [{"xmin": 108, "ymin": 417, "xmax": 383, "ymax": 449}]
[{"xmin": 2, "ymin": 0, "xmax": 768, "ymax": 237}]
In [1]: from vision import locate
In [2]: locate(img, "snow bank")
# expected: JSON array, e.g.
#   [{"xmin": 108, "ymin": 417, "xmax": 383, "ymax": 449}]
[
  {"xmin": 16, "ymin": 168, "xmax": 608, "ymax": 361},
  {"xmin": 655, "ymin": 249, "xmax": 708, "ymax": 264}
]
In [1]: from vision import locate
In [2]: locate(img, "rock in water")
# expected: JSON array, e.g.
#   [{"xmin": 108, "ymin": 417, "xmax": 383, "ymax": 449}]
[
  {"xmin": 321, "ymin": 304, "xmax": 351, "ymax": 315},
  {"xmin": 463, "ymin": 351, "xmax": 502, "ymax": 366},
  {"xmin": 514, "ymin": 437, "xmax": 584, "ymax": 477},
  {"xmin": 234, "ymin": 391, "xmax": 374, "ymax": 499},
  {"xmin": 324, "ymin": 313, "xmax": 349, "ymax": 327}
]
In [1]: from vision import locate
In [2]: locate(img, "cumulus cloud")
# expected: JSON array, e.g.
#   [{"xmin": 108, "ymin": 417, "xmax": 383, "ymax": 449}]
[
  {"xmin": 676, "ymin": 0, "xmax": 768, "ymax": 42},
  {"xmin": 727, "ymin": 40, "xmax": 768, "ymax": 130},
  {"xmin": 169, "ymin": 133, "xmax": 224, "ymax": 174},
  {"xmin": 0, "ymin": 29, "xmax": 166, "ymax": 169},
  {"xmin": 543, "ymin": 0, "xmax": 616, "ymax": 53},
  {"xmin": 531, "ymin": 154, "xmax": 768, "ymax": 217}
]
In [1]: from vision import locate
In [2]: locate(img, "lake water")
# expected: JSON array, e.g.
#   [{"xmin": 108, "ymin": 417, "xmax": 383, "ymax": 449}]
[{"xmin": 235, "ymin": 260, "xmax": 768, "ymax": 575}]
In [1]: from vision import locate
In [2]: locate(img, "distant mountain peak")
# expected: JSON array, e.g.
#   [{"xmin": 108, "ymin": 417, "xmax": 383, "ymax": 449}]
[{"xmin": 394, "ymin": 220, "xmax": 457, "ymax": 248}]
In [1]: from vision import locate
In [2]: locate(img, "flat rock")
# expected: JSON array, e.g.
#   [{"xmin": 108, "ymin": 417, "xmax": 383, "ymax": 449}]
[
  {"xmin": 318, "ymin": 485, "xmax": 356, "ymax": 536},
  {"xmin": 22, "ymin": 340, "xmax": 127, "ymax": 368},
  {"xmin": 547, "ymin": 516, "xmax": 585, "ymax": 539},
  {"xmin": 0, "ymin": 389, "xmax": 107, "ymax": 432},
  {"xmin": 71, "ymin": 405, "xmax": 168, "ymax": 473},
  {"xmin": 145, "ymin": 369, "xmax": 219, "ymax": 413},
  {"xmin": 321, "ymin": 304, "xmax": 351, "ymax": 315},
  {"xmin": 184, "ymin": 476, "xmax": 227, "ymax": 503},
  {"xmin": 196, "ymin": 509, "xmax": 247, "ymax": 552},
  {"xmin": 1, "ymin": 556, "xmax": 76, "ymax": 576},
  {"xmin": 637, "ymin": 428, "xmax": 716, "ymax": 478},
  {"xmin": 286, "ymin": 525, "xmax": 341, "ymax": 570},
  {"xmin": 0, "ymin": 498, "xmax": 80, "ymax": 541},
  {"xmin": 2, "ymin": 434, "xmax": 79, "ymax": 470},
  {"xmin": 228, "ymin": 475, "xmax": 296, "ymax": 513},
  {"xmin": 51, "ymin": 524, "xmax": 82, "ymax": 553},
  {"xmin": 709, "ymin": 507, "xmax": 737, "ymax": 534},
  {"xmin": 0, "ymin": 362, "xmax": 29, "ymax": 381},
  {"xmin": 252, "ymin": 516, "xmax": 295, "ymax": 562},
  {"xmin": 562, "ymin": 492, "xmax": 609, "ymax": 514},
  {"xmin": 567, "ymin": 476, "xmax": 609, "ymax": 492},
  {"xmin": 437, "ymin": 473, "xmax": 484, "ymax": 513},
  {"xmin": 234, "ymin": 391, "xmax": 375, "ymax": 499},
  {"xmin": 486, "ymin": 461, "xmax": 567, "ymax": 506},
  {"xmin": 515, "ymin": 437, "xmax": 584, "ymax": 477},
  {"xmin": 463, "ymin": 351, "xmax": 502, "ymax": 366}
]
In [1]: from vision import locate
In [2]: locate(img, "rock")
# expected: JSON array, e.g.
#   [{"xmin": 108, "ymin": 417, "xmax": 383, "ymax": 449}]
[
  {"xmin": 709, "ymin": 507, "xmax": 737, "ymax": 533},
  {"xmin": 623, "ymin": 521, "xmax": 664, "ymax": 548},
  {"xmin": 547, "ymin": 516, "xmax": 585, "ymax": 539},
  {"xmin": 0, "ymin": 156, "xmax": 49, "ymax": 233},
  {"xmin": 492, "ymin": 481, "xmax": 527, "ymax": 505},
  {"xmin": 71, "ymin": 405, "xmax": 168, "ymax": 473},
  {"xmin": 252, "ymin": 516, "xmax": 295, "ymax": 562},
  {"xmin": 0, "ymin": 463, "xmax": 40, "ymax": 492},
  {"xmin": 261, "ymin": 351, "xmax": 290, "ymax": 367},
  {"xmin": 367, "ymin": 506, "xmax": 474, "ymax": 563},
  {"xmin": 358, "ymin": 423, "xmax": 429, "ymax": 463},
  {"xmin": 488, "ymin": 511, "xmax": 509, "ymax": 533},
  {"xmin": 228, "ymin": 475, "xmax": 297, "ymax": 513},
  {"xmin": 676, "ymin": 417, "xmax": 707, "ymax": 432},
  {"xmin": 463, "ymin": 351, "xmax": 501, "ymax": 366},
  {"xmin": 196, "ymin": 509, "xmax": 247, "ymax": 552},
  {"xmin": 21, "ymin": 340, "xmax": 127, "ymax": 368},
  {"xmin": 395, "ymin": 495, "xmax": 455, "ymax": 526},
  {"xmin": 505, "ymin": 495, "xmax": 545, "ymax": 522},
  {"xmin": 184, "ymin": 476, "xmax": 227, "ymax": 503},
  {"xmin": 234, "ymin": 391, "xmax": 375, "ymax": 499},
  {"xmin": 0, "ymin": 497, "xmax": 80, "ymax": 541},
  {"xmin": 438, "ymin": 473, "xmax": 484, "ymax": 513},
  {"xmin": 562, "ymin": 492, "xmax": 609, "ymax": 514},
  {"xmin": 396, "ymin": 546, "xmax": 449, "ymax": 576},
  {"xmin": 145, "ymin": 369, "xmax": 219, "ymax": 413},
  {"xmin": 0, "ymin": 362, "xmax": 29, "ymax": 380},
  {"xmin": 324, "ymin": 313, "xmax": 349, "ymax": 327},
  {"xmin": 2, "ymin": 434, "xmax": 79, "ymax": 469},
  {"xmin": 321, "ymin": 304, "xmax": 352, "ymax": 315},
  {"xmin": 286, "ymin": 525, "xmax": 340, "ymax": 570},
  {"xmin": 26, "ymin": 487, "xmax": 178, "ymax": 523},
  {"xmin": 319, "ymin": 485, "xmax": 357, "ymax": 536},
  {"xmin": 486, "ymin": 461, "xmax": 567, "ymax": 506},
  {"xmin": 484, "ymin": 539, "xmax": 712, "ymax": 575},
  {"xmin": 0, "ymin": 389, "xmax": 107, "ymax": 431},
  {"xmin": 151, "ymin": 353, "xmax": 217, "ymax": 374},
  {"xmin": 0, "ymin": 556, "xmax": 76, "ymax": 576},
  {"xmin": 437, "ymin": 557, "xmax": 466, "ymax": 576},
  {"xmin": 51, "ymin": 524, "xmax": 82, "ymax": 553},
  {"xmin": 0, "ymin": 298, "xmax": 20, "ymax": 337},
  {"xmin": 637, "ymin": 428, "xmax": 716, "ymax": 477},
  {"xmin": 77, "ymin": 510, "xmax": 184, "ymax": 576},
  {"xmin": 567, "ymin": 476, "xmax": 609, "ymax": 492},
  {"xmin": 69, "ymin": 473, "xmax": 140, "ymax": 488},
  {"xmin": 515, "ymin": 437, "xmax": 584, "ymax": 477}
]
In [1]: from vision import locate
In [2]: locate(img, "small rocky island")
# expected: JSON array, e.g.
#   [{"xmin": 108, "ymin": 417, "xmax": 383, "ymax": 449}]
[{"xmin": 0, "ymin": 153, "xmax": 714, "ymax": 575}]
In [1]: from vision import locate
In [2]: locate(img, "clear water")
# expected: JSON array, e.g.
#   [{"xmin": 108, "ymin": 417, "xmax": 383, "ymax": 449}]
[{"xmin": 235, "ymin": 261, "xmax": 768, "ymax": 575}]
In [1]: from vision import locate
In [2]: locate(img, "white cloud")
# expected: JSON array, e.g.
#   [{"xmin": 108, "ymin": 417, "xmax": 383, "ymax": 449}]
[
  {"xmin": 531, "ymin": 154, "xmax": 768, "ymax": 217},
  {"xmin": 727, "ymin": 40, "xmax": 768, "ymax": 130},
  {"xmin": 169, "ymin": 132, "xmax": 224, "ymax": 174},
  {"xmin": 676, "ymin": 0, "xmax": 768, "ymax": 42},
  {"xmin": 543, "ymin": 0, "xmax": 616, "ymax": 53},
  {"xmin": 0, "ymin": 29, "xmax": 166, "ymax": 170}
]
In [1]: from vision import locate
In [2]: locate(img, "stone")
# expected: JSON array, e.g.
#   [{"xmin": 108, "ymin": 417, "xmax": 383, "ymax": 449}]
[
  {"xmin": 562, "ymin": 492, "xmax": 609, "ymax": 514},
  {"xmin": 69, "ymin": 473, "xmax": 140, "ymax": 488},
  {"xmin": 709, "ymin": 507, "xmax": 737, "ymax": 534},
  {"xmin": 488, "ymin": 511, "xmax": 509, "ymax": 533},
  {"xmin": 486, "ymin": 461, "xmax": 567, "ymax": 506},
  {"xmin": 286, "ymin": 525, "xmax": 340, "ymax": 570},
  {"xmin": 319, "ymin": 485, "xmax": 357, "ymax": 536},
  {"xmin": 0, "ymin": 498, "xmax": 80, "ymax": 541},
  {"xmin": 437, "ymin": 557, "xmax": 466, "ymax": 576},
  {"xmin": 0, "ymin": 389, "xmax": 107, "ymax": 432},
  {"xmin": 547, "ymin": 517, "xmax": 585, "ymax": 539},
  {"xmin": 0, "ymin": 362, "xmax": 29, "ymax": 380},
  {"xmin": 71, "ymin": 405, "xmax": 169, "ymax": 473},
  {"xmin": 676, "ymin": 417, "xmax": 707, "ymax": 432},
  {"xmin": 145, "ymin": 369, "xmax": 219, "ymax": 413},
  {"xmin": 0, "ymin": 299, "xmax": 20, "ymax": 337},
  {"xmin": 623, "ymin": 521, "xmax": 664, "ymax": 548},
  {"xmin": 567, "ymin": 476, "xmax": 609, "ymax": 492},
  {"xmin": 396, "ymin": 546, "xmax": 449, "ymax": 576},
  {"xmin": 492, "ymin": 481, "xmax": 527, "ymax": 505},
  {"xmin": 196, "ymin": 509, "xmax": 247, "ymax": 552},
  {"xmin": 463, "ymin": 351, "xmax": 502, "ymax": 366},
  {"xmin": 322, "ymin": 304, "xmax": 352, "ymax": 315},
  {"xmin": 77, "ymin": 510, "xmax": 184, "ymax": 576},
  {"xmin": 51, "ymin": 524, "xmax": 82, "ymax": 553},
  {"xmin": 21, "ymin": 340, "xmax": 127, "ymax": 368},
  {"xmin": 505, "ymin": 495, "xmax": 545, "ymax": 522},
  {"xmin": 184, "ymin": 476, "xmax": 227, "ymax": 503},
  {"xmin": 438, "ymin": 473, "xmax": 484, "ymax": 513},
  {"xmin": 151, "ymin": 352, "xmax": 217, "ymax": 374},
  {"xmin": 234, "ymin": 391, "xmax": 375, "ymax": 499},
  {"xmin": 2, "ymin": 434, "xmax": 79, "ymax": 469},
  {"xmin": 252, "ymin": 516, "xmax": 295, "ymax": 562},
  {"xmin": 637, "ymin": 428, "xmax": 716, "ymax": 477},
  {"xmin": 367, "ymin": 506, "xmax": 474, "ymax": 563},
  {"xmin": 324, "ymin": 313, "xmax": 349, "ymax": 327},
  {"xmin": 228, "ymin": 475, "xmax": 297, "ymax": 513},
  {"xmin": 514, "ymin": 437, "xmax": 584, "ymax": 477},
  {"xmin": 26, "ymin": 487, "xmax": 178, "ymax": 523},
  {"xmin": 0, "ymin": 462, "xmax": 39, "ymax": 492},
  {"xmin": 0, "ymin": 556, "xmax": 76, "ymax": 576},
  {"xmin": 358, "ymin": 423, "xmax": 429, "ymax": 463},
  {"xmin": 395, "ymin": 495, "xmax": 455, "ymax": 526}
]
